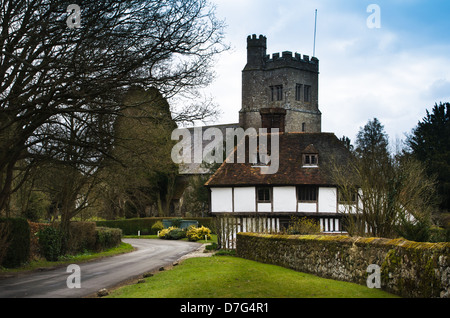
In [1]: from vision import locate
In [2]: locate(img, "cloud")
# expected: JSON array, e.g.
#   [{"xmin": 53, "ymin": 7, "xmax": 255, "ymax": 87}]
[
  {"xmin": 194, "ymin": 0, "xmax": 450, "ymax": 145},
  {"xmin": 425, "ymin": 79, "xmax": 450, "ymax": 100}
]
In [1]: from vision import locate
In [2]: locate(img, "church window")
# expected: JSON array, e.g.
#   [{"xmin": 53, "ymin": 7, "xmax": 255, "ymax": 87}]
[
  {"xmin": 295, "ymin": 84, "xmax": 302, "ymax": 101},
  {"xmin": 304, "ymin": 85, "xmax": 311, "ymax": 102},
  {"xmin": 270, "ymin": 85, "xmax": 283, "ymax": 101}
]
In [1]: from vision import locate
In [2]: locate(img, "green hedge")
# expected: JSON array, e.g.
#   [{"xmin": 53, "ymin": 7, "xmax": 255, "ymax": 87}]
[
  {"xmin": 67, "ymin": 222, "xmax": 97, "ymax": 254},
  {"xmin": 94, "ymin": 227, "xmax": 122, "ymax": 251},
  {"xmin": 96, "ymin": 217, "xmax": 214, "ymax": 235},
  {"xmin": 0, "ymin": 220, "xmax": 121, "ymax": 265},
  {"xmin": 37, "ymin": 226, "xmax": 63, "ymax": 261},
  {"xmin": 36, "ymin": 222, "xmax": 122, "ymax": 261},
  {"xmin": 0, "ymin": 217, "xmax": 30, "ymax": 268}
]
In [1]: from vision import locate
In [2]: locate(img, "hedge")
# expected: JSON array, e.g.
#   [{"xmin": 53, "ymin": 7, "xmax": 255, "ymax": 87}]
[
  {"xmin": 0, "ymin": 218, "xmax": 30, "ymax": 268},
  {"xmin": 94, "ymin": 227, "xmax": 122, "ymax": 251},
  {"xmin": 37, "ymin": 226, "xmax": 64, "ymax": 261},
  {"xmin": 66, "ymin": 222, "xmax": 97, "ymax": 254},
  {"xmin": 1, "ymin": 220, "xmax": 122, "ymax": 265},
  {"xmin": 28, "ymin": 221, "xmax": 50, "ymax": 260},
  {"xmin": 96, "ymin": 217, "xmax": 214, "ymax": 235}
]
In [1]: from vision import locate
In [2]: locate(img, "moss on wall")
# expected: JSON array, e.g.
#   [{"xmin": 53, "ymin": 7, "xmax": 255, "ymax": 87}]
[{"xmin": 236, "ymin": 233, "xmax": 450, "ymax": 298}]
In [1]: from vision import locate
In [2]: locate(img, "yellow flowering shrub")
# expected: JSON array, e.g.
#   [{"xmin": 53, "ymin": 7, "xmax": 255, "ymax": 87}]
[
  {"xmin": 158, "ymin": 226, "xmax": 176, "ymax": 239},
  {"xmin": 186, "ymin": 226, "xmax": 211, "ymax": 242}
]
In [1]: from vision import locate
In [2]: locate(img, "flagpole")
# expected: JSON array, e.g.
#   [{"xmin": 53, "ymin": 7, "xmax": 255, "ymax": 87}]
[{"xmin": 313, "ymin": 9, "xmax": 318, "ymax": 57}]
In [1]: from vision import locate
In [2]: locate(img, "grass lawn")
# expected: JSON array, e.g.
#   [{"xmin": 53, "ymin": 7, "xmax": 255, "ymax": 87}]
[{"xmin": 106, "ymin": 255, "xmax": 398, "ymax": 298}]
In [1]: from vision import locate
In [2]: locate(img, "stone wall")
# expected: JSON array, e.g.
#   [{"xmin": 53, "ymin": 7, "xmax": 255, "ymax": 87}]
[{"xmin": 236, "ymin": 233, "xmax": 450, "ymax": 298}]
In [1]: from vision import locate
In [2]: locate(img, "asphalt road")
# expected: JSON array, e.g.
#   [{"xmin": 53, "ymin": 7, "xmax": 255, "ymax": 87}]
[{"xmin": 0, "ymin": 239, "xmax": 202, "ymax": 298}]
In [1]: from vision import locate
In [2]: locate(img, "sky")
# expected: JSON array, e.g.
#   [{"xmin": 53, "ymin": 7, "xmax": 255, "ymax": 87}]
[{"xmin": 192, "ymin": 0, "xmax": 450, "ymax": 148}]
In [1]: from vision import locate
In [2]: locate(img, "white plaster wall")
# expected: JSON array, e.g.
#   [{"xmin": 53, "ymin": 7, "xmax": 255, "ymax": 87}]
[
  {"xmin": 234, "ymin": 187, "xmax": 256, "ymax": 212},
  {"xmin": 298, "ymin": 202, "xmax": 317, "ymax": 213},
  {"xmin": 273, "ymin": 187, "xmax": 297, "ymax": 212},
  {"xmin": 211, "ymin": 188, "xmax": 233, "ymax": 213},
  {"xmin": 257, "ymin": 203, "xmax": 272, "ymax": 212},
  {"xmin": 318, "ymin": 187, "xmax": 337, "ymax": 213}
]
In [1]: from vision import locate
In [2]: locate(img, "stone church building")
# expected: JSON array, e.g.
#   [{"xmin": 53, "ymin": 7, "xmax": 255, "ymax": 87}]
[
  {"xmin": 177, "ymin": 34, "xmax": 353, "ymax": 243},
  {"xmin": 239, "ymin": 34, "xmax": 321, "ymax": 134}
]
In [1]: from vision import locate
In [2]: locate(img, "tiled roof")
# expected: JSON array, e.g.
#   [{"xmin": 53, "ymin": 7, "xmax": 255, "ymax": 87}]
[
  {"xmin": 205, "ymin": 132, "xmax": 352, "ymax": 187},
  {"xmin": 178, "ymin": 123, "xmax": 240, "ymax": 175}
]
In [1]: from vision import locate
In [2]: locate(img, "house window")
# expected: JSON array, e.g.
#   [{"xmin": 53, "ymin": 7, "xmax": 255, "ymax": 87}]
[
  {"xmin": 295, "ymin": 84, "xmax": 302, "ymax": 101},
  {"xmin": 304, "ymin": 85, "xmax": 311, "ymax": 102},
  {"xmin": 298, "ymin": 186, "xmax": 317, "ymax": 202},
  {"xmin": 270, "ymin": 85, "xmax": 283, "ymax": 101},
  {"xmin": 338, "ymin": 189, "xmax": 358, "ymax": 204},
  {"xmin": 303, "ymin": 154, "xmax": 318, "ymax": 166},
  {"xmin": 257, "ymin": 187, "xmax": 271, "ymax": 203},
  {"xmin": 302, "ymin": 122, "xmax": 306, "ymax": 132}
]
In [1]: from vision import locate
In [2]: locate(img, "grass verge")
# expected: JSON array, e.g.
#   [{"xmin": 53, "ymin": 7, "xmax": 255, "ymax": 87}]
[
  {"xmin": 0, "ymin": 242, "xmax": 134, "ymax": 275},
  {"xmin": 106, "ymin": 255, "xmax": 398, "ymax": 298}
]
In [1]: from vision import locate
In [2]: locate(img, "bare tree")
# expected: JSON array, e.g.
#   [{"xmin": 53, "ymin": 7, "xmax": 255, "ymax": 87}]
[
  {"xmin": 332, "ymin": 119, "xmax": 437, "ymax": 239},
  {"xmin": 0, "ymin": 0, "xmax": 228, "ymax": 215}
]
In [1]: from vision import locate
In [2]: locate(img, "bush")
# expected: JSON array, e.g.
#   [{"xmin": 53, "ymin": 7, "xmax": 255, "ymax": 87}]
[
  {"xmin": 186, "ymin": 226, "xmax": 212, "ymax": 242},
  {"xmin": 96, "ymin": 217, "xmax": 214, "ymax": 235},
  {"xmin": 158, "ymin": 227, "xmax": 186, "ymax": 240},
  {"xmin": 171, "ymin": 218, "xmax": 183, "ymax": 228},
  {"xmin": 95, "ymin": 227, "xmax": 122, "ymax": 252},
  {"xmin": 205, "ymin": 242, "xmax": 218, "ymax": 251},
  {"xmin": 37, "ymin": 226, "xmax": 63, "ymax": 261},
  {"xmin": 166, "ymin": 228, "xmax": 186, "ymax": 240},
  {"xmin": 285, "ymin": 216, "xmax": 321, "ymax": 235},
  {"xmin": 429, "ymin": 226, "xmax": 450, "ymax": 242},
  {"xmin": 0, "ymin": 218, "xmax": 30, "ymax": 268},
  {"xmin": 28, "ymin": 221, "xmax": 50, "ymax": 260},
  {"xmin": 96, "ymin": 218, "xmax": 157, "ymax": 235},
  {"xmin": 151, "ymin": 221, "xmax": 164, "ymax": 235},
  {"xmin": 396, "ymin": 218, "xmax": 431, "ymax": 242},
  {"xmin": 0, "ymin": 222, "xmax": 11, "ymax": 266},
  {"xmin": 67, "ymin": 222, "xmax": 97, "ymax": 254}
]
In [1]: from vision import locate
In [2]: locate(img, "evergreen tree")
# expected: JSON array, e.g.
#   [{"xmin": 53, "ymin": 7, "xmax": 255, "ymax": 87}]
[
  {"xmin": 333, "ymin": 118, "xmax": 437, "ymax": 240},
  {"xmin": 355, "ymin": 118, "xmax": 390, "ymax": 162},
  {"xmin": 407, "ymin": 102, "xmax": 450, "ymax": 211}
]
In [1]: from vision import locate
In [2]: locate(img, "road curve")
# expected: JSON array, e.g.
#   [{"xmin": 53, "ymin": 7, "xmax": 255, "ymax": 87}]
[{"xmin": 0, "ymin": 239, "xmax": 202, "ymax": 298}]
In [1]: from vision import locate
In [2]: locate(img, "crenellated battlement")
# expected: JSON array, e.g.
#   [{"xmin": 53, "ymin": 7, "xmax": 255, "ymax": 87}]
[
  {"xmin": 263, "ymin": 51, "xmax": 319, "ymax": 73},
  {"xmin": 247, "ymin": 34, "xmax": 267, "ymax": 47},
  {"xmin": 265, "ymin": 51, "xmax": 318, "ymax": 64},
  {"xmin": 245, "ymin": 34, "xmax": 318, "ymax": 72}
]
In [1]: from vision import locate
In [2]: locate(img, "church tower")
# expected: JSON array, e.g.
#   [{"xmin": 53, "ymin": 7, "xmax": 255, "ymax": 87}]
[{"xmin": 239, "ymin": 34, "xmax": 322, "ymax": 133}]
